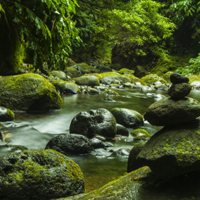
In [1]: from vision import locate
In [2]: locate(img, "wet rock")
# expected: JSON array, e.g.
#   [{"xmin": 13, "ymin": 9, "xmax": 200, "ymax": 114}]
[
  {"xmin": 170, "ymin": 73, "xmax": 189, "ymax": 84},
  {"xmin": 168, "ymin": 83, "xmax": 192, "ymax": 100},
  {"xmin": 45, "ymin": 134, "xmax": 93, "ymax": 155},
  {"xmin": 86, "ymin": 87, "xmax": 99, "ymax": 94},
  {"xmin": 50, "ymin": 70, "xmax": 67, "ymax": 80},
  {"xmin": 137, "ymin": 120, "xmax": 200, "ymax": 179},
  {"xmin": 116, "ymin": 124, "xmax": 129, "ymax": 136},
  {"xmin": 127, "ymin": 141, "xmax": 146, "ymax": 172},
  {"xmin": 0, "ymin": 149, "xmax": 84, "ymax": 200},
  {"xmin": 103, "ymin": 89, "xmax": 119, "ymax": 96},
  {"xmin": 52, "ymin": 80, "xmax": 81, "ymax": 94},
  {"xmin": 0, "ymin": 106, "xmax": 15, "ymax": 121},
  {"xmin": 144, "ymin": 97, "xmax": 200, "ymax": 126},
  {"xmin": 0, "ymin": 73, "xmax": 63, "ymax": 111},
  {"xmin": 64, "ymin": 67, "xmax": 81, "ymax": 78},
  {"xmin": 109, "ymin": 148, "xmax": 130, "ymax": 157},
  {"xmin": 130, "ymin": 129, "xmax": 151, "ymax": 141},
  {"xmin": 69, "ymin": 108, "xmax": 117, "ymax": 139},
  {"xmin": 90, "ymin": 138, "xmax": 110, "ymax": 149},
  {"xmin": 111, "ymin": 108, "xmax": 143, "ymax": 128},
  {"xmin": 75, "ymin": 75, "xmax": 100, "ymax": 87}
]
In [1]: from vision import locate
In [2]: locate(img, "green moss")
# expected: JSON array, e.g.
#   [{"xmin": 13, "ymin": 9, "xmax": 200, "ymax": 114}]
[
  {"xmin": 118, "ymin": 68, "xmax": 135, "ymax": 75},
  {"xmin": 103, "ymin": 89, "xmax": 119, "ymax": 96},
  {"xmin": 141, "ymin": 74, "xmax": 167, "ymax": 84},
  {"xmin": 130, "ymin": 129, "xmax": 151, "ymax": 140}
]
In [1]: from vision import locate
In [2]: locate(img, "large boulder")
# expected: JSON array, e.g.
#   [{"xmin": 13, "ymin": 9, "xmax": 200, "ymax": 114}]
[
  {"xmin": 170, "ymin": 73, "xmax": 189, "ymax": 84},
  {"xmin": 111, "ymin": 108, "xmax": 143, "ymax": 128},
  {"xmin": 0, "ymin": 149, "xmax": 84, "ymax": 200},
  {"xmin": 52, "ymin": 80, "xmax": 81, "ymax": 94},
  {"xmin": 137, "ymin": 120, "xmax": 200, "ymax": 179},
  {"xmin": 75, "ymin": 75, "xmax": 100, "ymax": 87},
  {"xmin": 62, "ymin": 166, "xmax": 200, "ymax": 200},
  {"xmin": 144, "ymin": 97, "xmax": 200, "ymax": 126},
  {"xmin": 0, "ymin": 106, "xmax": 15, "ymax": 121},
  {"xmin": 69, "ymin": 108, "xmax": 117, "ymax": 139},
  {"xmin": 0, "ymin": 73, "xmax": 63, "ymax": 111},
  {"xmin": 141, "ymin": 74, "xmax": 167, "ymax": 85},
  {"xmin": 45, "ymin": 134, "xmax": 93, "ymax": 155}
]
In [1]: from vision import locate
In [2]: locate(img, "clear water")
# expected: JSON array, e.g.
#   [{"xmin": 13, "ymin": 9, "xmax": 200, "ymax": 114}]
[{"xmin": 1, "ymin": 87, "xmax": 193, "ymax": 192}]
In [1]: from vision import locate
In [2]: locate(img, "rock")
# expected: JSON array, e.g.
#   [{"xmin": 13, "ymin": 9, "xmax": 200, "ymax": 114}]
[
  {"xmin": 116, "ymin": 124, "xmax": 129, "ymax": 136},
  {"xmin": 86, "ymin": 87, "xmax": 99, "ymax": 94},
  {"xmin": 111, "ymin": 108, "xmax": 143, "ymax": 128},
  {"xmin": 137, "ymin": 120, "xmax": 200, "ymax": 179},
  {"xmin": 61, "ymin": 166, "xmax": 200, "ymax": 200},
  {"xmin": 130, "ymin": 129, "xmax": 151, "ymax": 141},
  {"xmin": 70, "ymin": 63, "xmax": 97, "ymax": 75},
  {"xmin": 0, "ymin": 106, "xmax": 15, "ymax": 121},
  {"xmin": 134, "ymin": 65, "xmax": 149, "ymax": 78},
  {"xmin": 103, "ymin": 89, "xmax": 119, "ymax": 96},
  {"xmin": 162, "ymin": 71, "xmax": 174, "ymax": 83},
  {"xmin": 97, "ymin": 72, "xmax": 130, "ymax": 85},
  {"xmin": 0, "ymin": 73, "xmax": 63, "ymax": 111},
  {"xmin": 75, "ymin": 75, "xmax": 100, "ymax": 87},
  {"xmin": 68, "ymin": 58, "xmax": 76, "ymax": 66},
  {"xmin": 65, "ymin": 67, "xmax": 81, "ymax": 78},
  {"xmin": 52, "ymin": 80, "xmax": 81, "ymax": 94},
  {"xmin": 170, "ymin": 73, "xmax": 189, "ymax": 84},
  {"xmin": 45, "ymin": 134, "xmax": 93, "ymax": 155},
  {"xmin": 50, "ymin": 70, "xmax": 67, "ymax": 80},
  {"xmin": 90, "ymin": 137, "xmax": 110, "ymax": 149},
  {"xmin": 109, "ymin": 148, "xmax": 130, "ymax": 157},
  {"xmin": 69, "ymin": 108, "xmax": 117, "ymax": 139},
  {"xmin": 144, "ymin": 97, "xmax": 200, "ymax": 126},
  {"xmin": 118, "ymin": 68, "xmax": 135, "ymax": 75},
  {"xmin": 141, "ymin": 74, "xmax": 167, "ymax": 85},
  {"xmin": 0, "ymin": 149, "xmax": 84, "ymax": 200},
  {"xmin": 127, "ymin": 141, "xmax": 146, "ymax": 172},
  {"xmin": 168, "ymin": 83, "xmax": 192, "ymax": 100}
]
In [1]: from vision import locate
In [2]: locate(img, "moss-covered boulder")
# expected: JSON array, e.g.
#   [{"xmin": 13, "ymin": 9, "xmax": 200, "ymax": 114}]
[
  {"xmin": 0, "ymin": 106, "xmax": 15, "ymax": 121},
  {"xmin": 188, "ymin": 74, "xmax": 200, "ymax": 83},
  {"xmin": 137, "ymin": 120, "xmax": 200, "ymax": 179},
  {"xmin": 118, "ymin": 68, "xmax": 135, "ymax": 75},
  {"xmin": 71, "ymin": 63, "xmax": 98, "ymax": 75},
  {"xmin": 64, "ymin": 67, "xmax": 81, "ymax": 78},
  {"xmin": 70, "ymin": 108, "xmax": 117, "ymax": 139},
  {"xmin": 144, "ymin": 97, "xmax": 200, "ymax": 126},
  {"xmin": 94, "ymin": 72, "xmax": 130, "ymax": 85},
  {"xmin": 50, "ymin": 70, "xmax": 67, "ymax": 80},
  {"xmin": 0, "ymin": 149, "xmax": 84, "ymax": 200},
  {"xmin": 45, "ymin": 134, "xmax": 93, "ymax": 155},
  {"xmin": 141, "ymin": 74, "xmax": 167, "ymax": 85},
  {"xmin": 60, "ymin": 165, "xmax": 200, "ymax": 200},
  {"xmin": 75, "ymin": 75, "xmax": 100, "ymax": 87},
  {"xmin": 52, "ymin": 80, "xmax": 81, "ymax": 94},
  {"xmin": 162, "ymin": 71, "xmax": 174, "ymax": 82},
  {"xmin": 0, "ymin": 73, "xmax": 63, "ymax": 111},
  {"xmin": 130, "ymin": 129, "xmax": 151, "ymax": 141},
  {"xmin": 111, "ymin": 108, "xmax": 143, "ymax": 128}
]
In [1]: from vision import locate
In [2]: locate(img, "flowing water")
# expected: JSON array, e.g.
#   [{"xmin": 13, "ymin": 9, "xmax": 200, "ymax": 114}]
[{"xmin": 2, "ymin": 87, "xmax": 198, "ymax": 192}]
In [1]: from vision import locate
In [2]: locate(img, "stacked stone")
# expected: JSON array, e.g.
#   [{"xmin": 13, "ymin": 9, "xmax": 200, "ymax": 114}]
[
  {"xmin": 130, "ymin": 73, "xmax": 200, "ymax": 180},
  {"xmin": 143, "ymin": 73, "xmax": 200, "ymax": 126},
  {"xmin": 168, "ymin": 73, "xmax": 191, "ymax": 100}
]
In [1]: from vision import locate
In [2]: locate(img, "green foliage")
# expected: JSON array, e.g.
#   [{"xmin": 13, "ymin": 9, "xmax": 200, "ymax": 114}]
[
  {"xmin": 95, "ymin": 0, "xmax": 176, "ymax": 62},
  {"xmin": 0, "ymin": 0, "xmax": 80, "ymax": 70},
  {"xmin": 176, "ymin": 53, "xmax": 200, "ymax": 75}
]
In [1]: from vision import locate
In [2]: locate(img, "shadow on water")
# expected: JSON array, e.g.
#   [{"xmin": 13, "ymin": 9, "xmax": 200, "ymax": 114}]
[{"xmin": 0, "ymin": 87, "xmax": 179, "ymax": 191}]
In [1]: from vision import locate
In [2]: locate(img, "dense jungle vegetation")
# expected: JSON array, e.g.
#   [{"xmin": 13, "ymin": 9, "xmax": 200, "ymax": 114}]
[{"xmin": 1, "ymin": 0, "xmax": 200, "ymax": 75}]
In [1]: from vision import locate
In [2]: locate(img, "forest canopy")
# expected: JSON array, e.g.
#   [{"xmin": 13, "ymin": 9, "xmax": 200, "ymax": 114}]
[{"xmin": 0, "ymin": 0, "xmax": 200, "ymax": 75}]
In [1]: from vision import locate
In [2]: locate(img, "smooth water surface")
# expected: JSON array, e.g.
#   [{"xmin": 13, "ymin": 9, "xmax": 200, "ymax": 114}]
[{"xmin": 0, "ymin": 87, "xmax": 174, "ymax": 191}]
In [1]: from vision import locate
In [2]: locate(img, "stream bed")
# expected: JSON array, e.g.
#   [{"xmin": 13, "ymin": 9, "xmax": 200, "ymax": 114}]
[{"xmin": 1, "ymin": 87, "xmax": 198, "ymax": 192}]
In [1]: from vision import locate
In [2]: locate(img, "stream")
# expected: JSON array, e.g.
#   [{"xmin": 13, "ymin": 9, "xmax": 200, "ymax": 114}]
[{"xmin": 1, "ymin": 87, "xmax": 199, "ymax": 192}]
